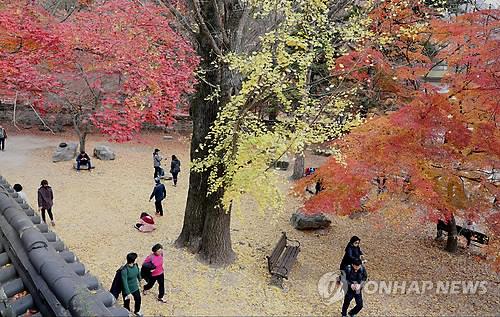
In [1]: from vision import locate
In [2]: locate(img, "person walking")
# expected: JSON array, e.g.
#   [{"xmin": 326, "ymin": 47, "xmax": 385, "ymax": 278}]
[
  {"xmin": 153, "ymin": 149, "xmax": 163, "ymax": 179},
  {"xmin": 341, "ymin": 259, "xmax": 367, "ymax": 317},
  {"xmin": 121, "ymin": 252, "xmax": 143, "ymax": 317},
  {"xmin": 37, "ymin": 180, "xmax": 55, "ymax": 226},
  {"xmin": 170, "ymin": 155, "xmax": 181, "ymax": 186},
  {"xmin": 339, "ymin": 236, "xmax": 365, "ymax": 271},
  {"xmin": 149, "ymin": 178, "xmax": 166, "ymax": 216},
  {"xmin": 0, "ymin": 125, "xmax": 7, "ymax": 151},
  {"xmin": 142, "ymin": 244, "xmax": 166, "ymax": 303},
  {"xmin": 13, "ymin": 184, "xmax": 28, "ymax": 204}
]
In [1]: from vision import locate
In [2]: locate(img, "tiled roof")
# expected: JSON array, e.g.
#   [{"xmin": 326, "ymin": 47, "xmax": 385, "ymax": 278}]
[{"xmin": 0, "ymin": 176, "xmax": 128, "ymax": 317}]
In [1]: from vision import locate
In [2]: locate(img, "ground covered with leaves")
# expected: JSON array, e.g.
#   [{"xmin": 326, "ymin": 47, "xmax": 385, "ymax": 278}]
[{"xmin": 1, "ymin": 131, "xmax": 498, "ymax": 316}]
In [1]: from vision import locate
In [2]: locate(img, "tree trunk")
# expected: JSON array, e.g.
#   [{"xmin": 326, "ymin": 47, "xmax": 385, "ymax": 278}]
[
  {"xmin": 79, "ymin": 132, "xmax": 87, "ymax": 153},
  {"xmin": 175, "ymin": 0, "xmax": 242, "ymax": 266},
  {"xmin": 291, "ymin": 152, "xmax": 305, "ymax": 180},
  {"xmin": 175, "ymin": 63, "xmax": 236, "ymax": 265},
  {"xmin": 445, "ymin": 215, "xmax": 458, "ymax": 253},
  {"xmin": 199, "ymin": 197, "xmax": 235, "ymax": 264}
]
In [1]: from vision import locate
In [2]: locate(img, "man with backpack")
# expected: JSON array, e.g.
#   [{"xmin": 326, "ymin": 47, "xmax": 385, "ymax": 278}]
[
  {"xmin": 0, "ymin": 125, "xmax": 7, "ymax": 151},
  {"xmin": 111, "ymin": 253, "xmax": 143, "ymax": 316}
]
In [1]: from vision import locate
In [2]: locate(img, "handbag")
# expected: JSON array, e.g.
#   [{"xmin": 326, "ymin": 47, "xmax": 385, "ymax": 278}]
[{"xmin": 140, "ymin": 256, "xmax": 156, "ymax": 280}]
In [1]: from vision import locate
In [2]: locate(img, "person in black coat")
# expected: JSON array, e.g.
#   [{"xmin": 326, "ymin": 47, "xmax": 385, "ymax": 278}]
[
  {"xmin": 341, "ymin": 259, "xmax": 367, "ymax": 317},
  {"xmin": 76, "ymin": 151, "xmax": 92, "ymax": 171},
  {"xmin": 339, "ymin": 236, "xmax": 364, "ymax": 271},
  {"xmin": 170, "ymin": 155, "xmax": 181, "ymax": 186}
]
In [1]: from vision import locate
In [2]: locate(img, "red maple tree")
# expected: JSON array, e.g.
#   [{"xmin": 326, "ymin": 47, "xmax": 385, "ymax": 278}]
[
  {"xmin": 1, "ymin": 0, "xmax": 199, "ymax": 149},
  {"xmin": 298, "ymin": 1, "xmax": 499, "ymax": 264}
]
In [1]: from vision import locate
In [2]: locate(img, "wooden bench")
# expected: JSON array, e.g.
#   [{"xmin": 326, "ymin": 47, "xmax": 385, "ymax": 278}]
[
  {"xmin": 437, "ymin": 220, "xmax": 489, "ymax": 246},
  {"xmin": 266, "ymin": 232, "xmax": 300, "ymax": 288}
]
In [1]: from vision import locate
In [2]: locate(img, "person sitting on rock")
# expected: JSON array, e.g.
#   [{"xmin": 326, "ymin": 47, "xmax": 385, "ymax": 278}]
[
  {"xmin": 76, "ymin": 150, "xmax": 92, "ymax": 171},
  {"xmin": 134, "ymin": 212, "xmax": 156, "ymax": 232}
]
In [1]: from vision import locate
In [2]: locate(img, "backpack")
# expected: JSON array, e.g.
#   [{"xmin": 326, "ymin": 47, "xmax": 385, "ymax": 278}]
[{"xmin": 110, "ymin": 265, "xmax": 125, "ymax": 299}]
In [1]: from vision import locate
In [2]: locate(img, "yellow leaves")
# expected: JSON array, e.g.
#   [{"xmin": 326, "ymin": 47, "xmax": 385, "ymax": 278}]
[
  {"xmin": 285, "ymin": 37, "xmax": 308, "ymax": 50},
  {"xmin": 192, "ymin": 0, "xmax": 374, "ymax": 214}
]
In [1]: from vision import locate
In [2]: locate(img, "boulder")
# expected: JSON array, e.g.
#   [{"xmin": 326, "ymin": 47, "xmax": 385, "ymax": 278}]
[
  {"xmin": 290, "ymin": 212, "xmax": 331, "ymax": 230},
  {"xmin": 52, "ymin": 142, "xmax": 78, "ymax": 162},
  {"xmin": 93, "ymin": 145, "xmax": 115, "ymax": 160}
]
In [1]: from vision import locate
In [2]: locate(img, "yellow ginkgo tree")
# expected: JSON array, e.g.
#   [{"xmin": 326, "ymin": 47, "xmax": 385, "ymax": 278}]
[{"xmin": 164, "ymin": 0, "xmax": 373, "ymax": 265}]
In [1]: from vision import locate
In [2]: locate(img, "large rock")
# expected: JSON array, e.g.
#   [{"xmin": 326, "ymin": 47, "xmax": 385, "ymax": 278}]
[
  {"xmin": 291, "ymin": 212, "xmax": 331, "ymax": 230},
  {"xmin": 93, "ymin": 145, "xmax": 115, "ymax": 160},
  {"xmin": 52, "ymin": 142, "xmax": 78, "ymax": 162}
]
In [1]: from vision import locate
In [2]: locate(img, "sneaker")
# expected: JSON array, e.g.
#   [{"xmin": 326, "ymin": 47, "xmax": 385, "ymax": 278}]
[
  {"xmin": 51, "ymin": 220, "xmax": 56, "ymax": 226},
  {"xmin": 158, "ymin": 297, "xmax": 167, "ymax": 303},
  {"xmin": 135, "ymin": 311, "xmax": 144, "ymax": 317}
]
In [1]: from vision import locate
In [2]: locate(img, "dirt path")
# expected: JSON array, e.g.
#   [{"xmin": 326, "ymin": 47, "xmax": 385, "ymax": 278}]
[{"xmin": 0, "ymin": 131, "xmax": 498, "ymax": 316}]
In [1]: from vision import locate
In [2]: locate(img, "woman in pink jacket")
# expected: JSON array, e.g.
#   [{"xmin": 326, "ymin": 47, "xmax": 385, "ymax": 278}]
[{"xmin": 142, "ymin": 243, "xmax": 166, "ymax": 302}]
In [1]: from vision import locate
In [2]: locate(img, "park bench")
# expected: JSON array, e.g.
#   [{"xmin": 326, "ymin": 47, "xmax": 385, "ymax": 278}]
[
  {"xmin": 436, "ymin": 220, "xmax": 489, "ymax": 246},
  {"xmin": 267, "ymin": 232, "xmax": 300, "ymax": 288}
]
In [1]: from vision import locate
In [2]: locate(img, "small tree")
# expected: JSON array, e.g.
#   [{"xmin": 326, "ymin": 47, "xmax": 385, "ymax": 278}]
[{"xmin": 54, "ymin": 0, "xmax": 198, "ymax": 150}]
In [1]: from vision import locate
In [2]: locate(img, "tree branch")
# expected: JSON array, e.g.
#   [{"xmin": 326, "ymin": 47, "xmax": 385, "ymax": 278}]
[
  {"xmin": 212, "ymin": 0, "xmax": 230, "ymax": 47},
  {"xmin": 191, "ymin": 0, "xmax": 223, "ymax": 55},
  {"xmin": 159, "ymin": 0, "xmax": 197, "ymax": 37}
]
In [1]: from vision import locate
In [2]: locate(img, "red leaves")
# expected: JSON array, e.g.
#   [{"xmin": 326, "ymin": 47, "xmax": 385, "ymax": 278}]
[
  {"xmin": 1, "ymin": 0, "xmax": 199, "ymax": 141},
  {"xmin": 297, "ymin": 3, "xmax": 499, "ymax": 267},
  {"xmin": 0, "ymin": 2, "xmax": 63, "ymax": 103}
]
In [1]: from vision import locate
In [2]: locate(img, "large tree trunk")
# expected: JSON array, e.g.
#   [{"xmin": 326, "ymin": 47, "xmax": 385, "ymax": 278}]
[
  {"xmin": 175, "ymin": 64, "xmax": 236, "ymax": 265},
  {"xmin": 291, "ymin": 152, "xmax": 305, "ymax": 180},
  {"xmin": 175, "ymin": 0, "xmax": 241, "ymax": 266},
  {"xmin": 78, "ymin": 132, "xmax": 87, "ymax": 153},
  {"xmin": 445, "ymin": 215, "xmax": 458, "ymax": 253}
]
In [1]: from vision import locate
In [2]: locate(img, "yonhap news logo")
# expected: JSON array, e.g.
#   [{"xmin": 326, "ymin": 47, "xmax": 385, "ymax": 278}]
[
  {"xmin": 317, "ymin": 271, "xmax": 348, "ymax": 304},
  {"xmin": 318, "ymin": 271, "xmax": 488, "ymax": 305}
]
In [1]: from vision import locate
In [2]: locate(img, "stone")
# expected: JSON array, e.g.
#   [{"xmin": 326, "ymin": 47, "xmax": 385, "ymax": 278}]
[
  {"xmin": 52, "ymin": 142, "xmax": 78, "ymax": 162},
  {"xmin": 73, "ymin": 162, "xmax": 94, "ymax": 170},
  {"xmin": 93, "ymin": 145, "xmax": 115, "ymax": 160},
  {"xmin": 290, "ymin": 211, "xmax": 331, "ymax": 230}
]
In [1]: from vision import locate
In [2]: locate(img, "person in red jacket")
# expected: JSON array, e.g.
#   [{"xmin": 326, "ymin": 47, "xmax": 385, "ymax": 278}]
[{"xmin": 134, "ymin": 212, "xmax": 156, "ymax": 232}]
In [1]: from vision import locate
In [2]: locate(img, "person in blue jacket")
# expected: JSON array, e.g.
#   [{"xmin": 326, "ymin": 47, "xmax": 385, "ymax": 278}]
[{"xmin": 149, "ymin": 178, "xmax": 166, "ymax": 216}]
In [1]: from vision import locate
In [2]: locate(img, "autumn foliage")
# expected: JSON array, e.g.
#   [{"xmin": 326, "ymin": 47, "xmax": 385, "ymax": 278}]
[
  {"xmin": 0, "ymin": 1, "xmax": 62, "ymax": 103},
  {"xmin": 298, "ymin": 1, "xmax": 499, "ymax": 262},
  {"xmin": 0, "ymin": 0, "xmax": 198, "ymax": 141}
]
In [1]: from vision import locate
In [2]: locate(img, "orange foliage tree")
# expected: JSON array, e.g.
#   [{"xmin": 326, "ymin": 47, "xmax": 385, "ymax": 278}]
[{"xmin": 297, "ymin": 0, "xmax": 499, "ymax": 264}]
